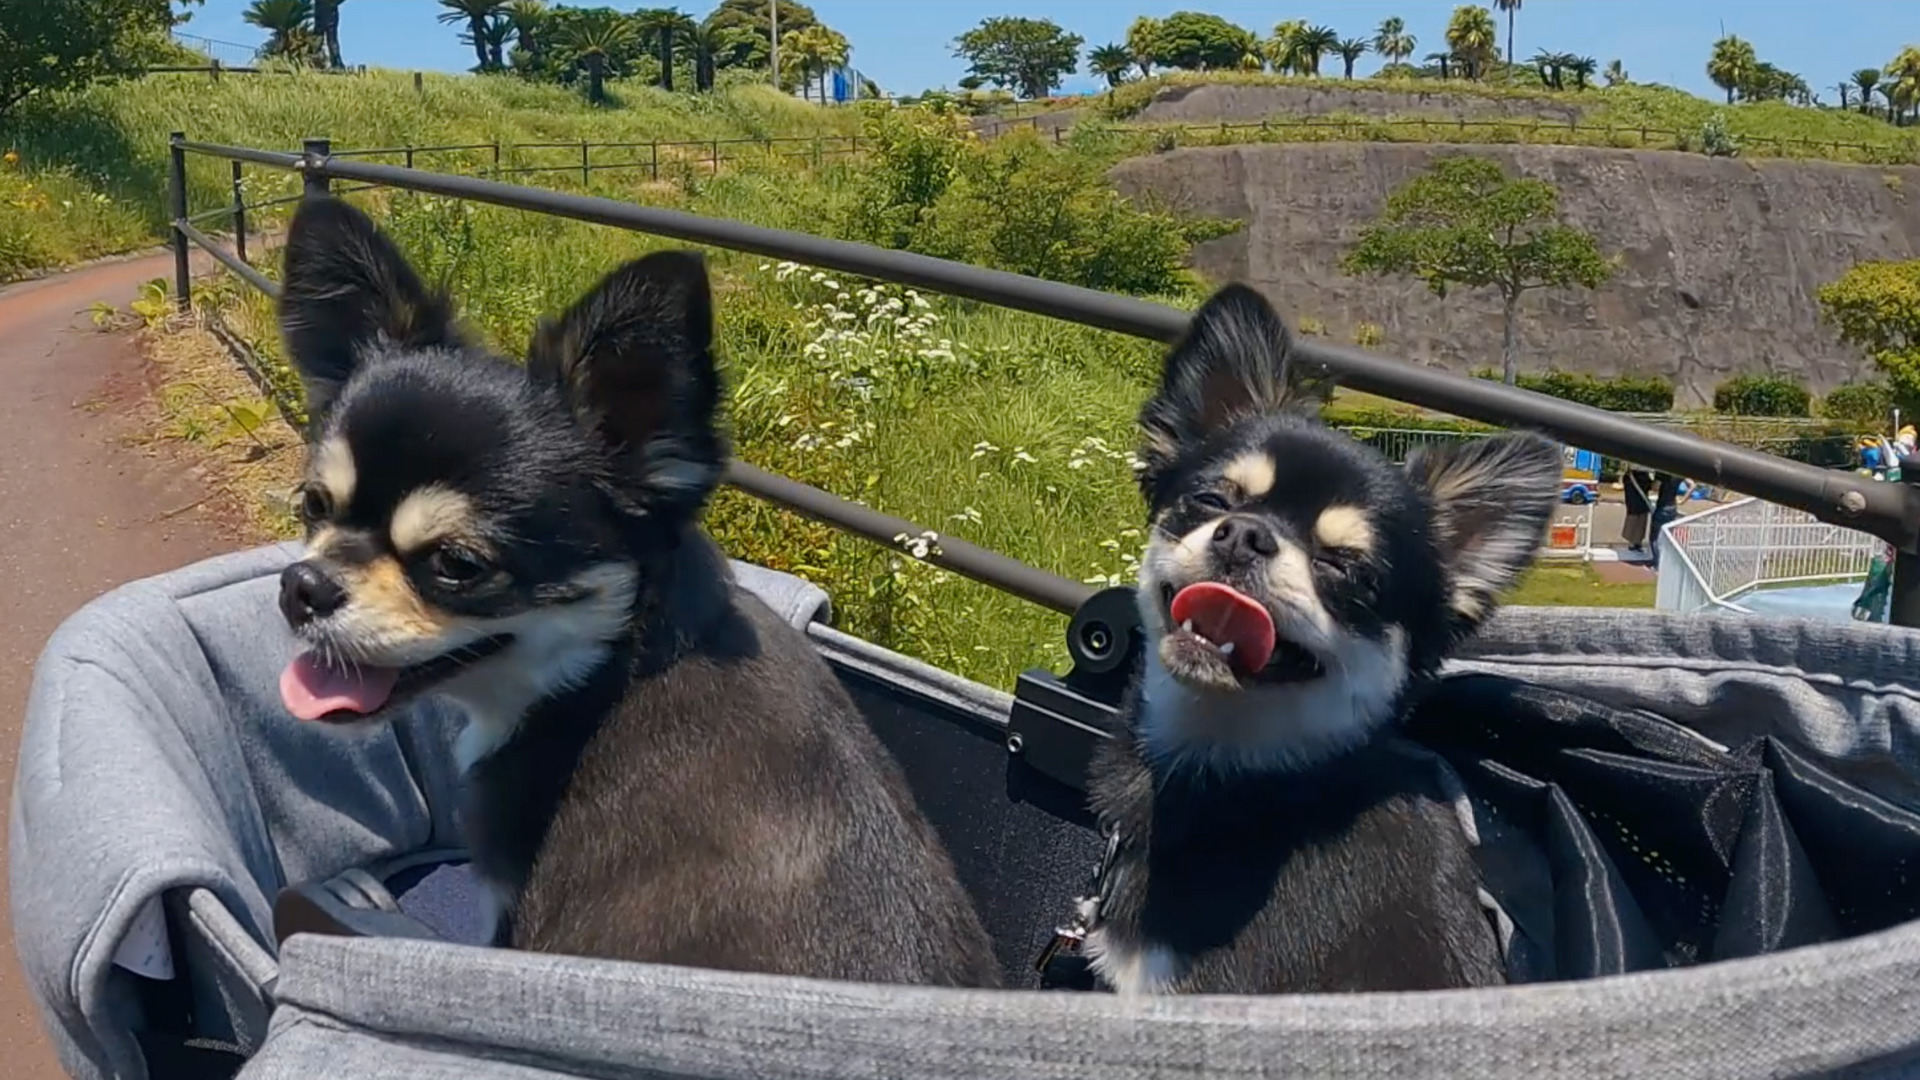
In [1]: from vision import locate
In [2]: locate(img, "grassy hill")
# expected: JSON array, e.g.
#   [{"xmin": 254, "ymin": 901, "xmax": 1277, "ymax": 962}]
[{"xmin": 0, "ymin": 66, "xmax": 858, "ymax": 280}]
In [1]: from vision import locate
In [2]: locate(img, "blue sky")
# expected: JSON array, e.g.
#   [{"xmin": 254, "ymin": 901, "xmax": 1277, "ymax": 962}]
[{"xmin": 176, "ymin": 1, "xmax": 1916, "ymax": 102}]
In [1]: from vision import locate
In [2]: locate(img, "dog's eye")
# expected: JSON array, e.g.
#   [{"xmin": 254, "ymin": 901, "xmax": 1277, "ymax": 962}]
[
  {"xmin": 1314, "ymin": 550, "xmax": 1348, "ymax": 574},
  {"xmin": 1188, "ymin": 491, "xmax": 1233, "ymax": 513},
  {"xmin": 427, "ymin": 546, "xmax": 490, "ymax": 587},
  {"xmin": 298, "ymin": 483, "xmax": 332, "ymax": 525}
]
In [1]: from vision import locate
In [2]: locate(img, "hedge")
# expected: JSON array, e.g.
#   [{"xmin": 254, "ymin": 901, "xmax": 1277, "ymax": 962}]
[
  {"xmin": 1819, "ymin": 383, "xmax": 1895, "ymax": 428},
  {"xmin": 1471, "ymin": 369, "xmax": 1675, "ymax": 412},
  {"xmin": 1713, "ymin": 374, "xmax": 1811, "ymax": 417}
]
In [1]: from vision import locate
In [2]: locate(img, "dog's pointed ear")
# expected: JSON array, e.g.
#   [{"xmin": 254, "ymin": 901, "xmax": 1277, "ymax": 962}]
[
  {"xmin": 527, "ymin": 249, "xmax": 725, "ymax": 520},
  {"xmin": 1138, "ymin": 284, "xmax": 1330, "ymax": 493},
  {"xmin": 278, "ymin": 197, "xmax": 458, "ymax": 433},
  {"xmin": 1404, "ymin": 431, "xmax": 1562, "ymax": 638}
]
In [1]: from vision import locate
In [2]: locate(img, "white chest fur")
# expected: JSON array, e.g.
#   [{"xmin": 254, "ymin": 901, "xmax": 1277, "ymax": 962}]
[{"xmin": 1085, "ymin": 927, "xmax": 1182, "ymax": 996}]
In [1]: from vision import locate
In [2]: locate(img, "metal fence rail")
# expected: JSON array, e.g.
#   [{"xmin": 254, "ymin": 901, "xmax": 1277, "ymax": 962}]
[
  {"xmin": 1655, "ymin": 496, "xmax": 1886, "ymax": 614},
  {"xmin": 163, "ymin": 131, "xmax": 1920, "ymax": 628}
]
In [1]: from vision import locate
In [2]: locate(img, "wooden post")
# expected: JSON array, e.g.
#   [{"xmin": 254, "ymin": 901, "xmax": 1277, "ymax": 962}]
[
  {"xmin": 414, "ymin": 71, "xmax": 424, "ymax": 95},
  {"xmin": 168, "ymin": 132, "xmax": 191, "ymax": 313},
  {"xmin": 230, "ymin": 160, "xmax": 247, "ymax": 265},
  {"xmin": 712, "ymin": 140, "xmax": 720, "ymax": 173},
  {"xmin": 650, "ymin": 140, "xmax": 659, "ymax": 181},
  {"xmin": 491, "ymin": 139, "xmax": 500, "ymax": 176},
  {"xmin": 211, "ymin": 58, "xmax": 222, "ymax": 82}
]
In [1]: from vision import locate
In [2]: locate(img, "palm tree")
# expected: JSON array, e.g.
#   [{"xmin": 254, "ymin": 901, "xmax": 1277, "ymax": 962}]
[
  {"xmin": 1267, "ymin": 20, "xmax": 1307, "ymax": 75},
  {"xmin": 552, "ymin": 7, "xmax": 635, "ymax": 102},
  {"xmin": 1444, "ymin": 5, "xmax": 1498, "ymax": 80},
  {"xmin": 632, "ymin": 8, "xmax": 697, "ymax": 91},
  {"xmin": 1292, "ymin": 25, "xmax": 1341, "ymax": 77},
  {"xmin": 1604, "ymin": 59, "xmax": 1628, "ymax": 87},
  {"xmin": 438, "ymin": 0, "xmax": 507, "ymax": 70},
  {"xmin": 1527, "ymin": 48, "xmax": 1561, "ymax": 89},
  {"xmin": 472, "ymin": 15, "xmax": 514, "ymax": 70},
  {"xmin": 786, "ymin": 24, "xmax": 849, "ymax": 103},
  {"xmin": 1888, "ymin": 47, "xmax": 1920, "ymax": 126},
  {"xmin": 504, "ymin": 0, "xmax": 548, "ymax": 72},
  {"xmin": 1125, "ymin": 16, "xmax": 1161, "ymax": 79},
  {"xmin": 1334, "ymin": 38, "xmax": 1370, "ymax": 80},
  {"xmin": 1706, "ymin": 34, "xmax": 1756, "ymax": 105},
  {"xmin": 244, "ymin": 0, "xmax": 319, "ymax": 64},
  {"xmin": 1493, "ymin": 0, "xmax": 1520, "ymax": 70},
  {"xmin": 1089, "ymin": 43, "xmax": 1133, "ymax": 88},
  {"xmin": 1853, "ymin": 68, "xmax": 1882, "ymax": 117},
  {"xmin": 1373, "ymin": 17, "xmax": 1416, "ymax": 69},
  {"xmin": 1425, "ymin": 51, "xmax": 1454, "ymax": 80},
  {"xmin": 684, "ymin": 19, "xmax": 752, "ymax": 91},
  {"xmin": 312, "ymin": 0, "xmax": 345, "ymax": 67},
  {"xmin": 1564, "ymin": 55, "xmax": 1598, "ymax": 90}
]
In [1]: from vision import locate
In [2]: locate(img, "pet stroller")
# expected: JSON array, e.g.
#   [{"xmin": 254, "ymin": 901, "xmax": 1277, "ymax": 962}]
[{"xmin": 15, "ymin": 539, "xmax": 1920, "ymax": 1080}]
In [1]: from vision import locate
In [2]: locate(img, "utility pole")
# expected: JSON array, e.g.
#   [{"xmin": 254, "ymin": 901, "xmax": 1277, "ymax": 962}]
[{"xmin": 770, "ymin": 0, "xmax": 780, "ymax": 92}]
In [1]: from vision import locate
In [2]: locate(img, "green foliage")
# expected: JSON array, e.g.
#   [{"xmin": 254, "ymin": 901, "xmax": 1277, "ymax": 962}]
[
  {"xmin": 1712, "ymin": 374, "xmax": 1810, "ymax": 417},
  {"xmin": 951, "ymin": 17, "xmax": 1083, "ymax": 100},
  {"xmin": 1444, "ymin": 5, "xmax": 1498, "ymax": 80},
  {"xmin": 1469, "ymin": 368, "xmax": 1675, "ymax": 412},
  {"xmin": 1697, "ymin": 111, "xmax": 1741, "ymax": 157},
  {"xmin": 1818, "ymin": 259, "xmax": 1920, "ymax": 415},
  {"xmin": 0, "ymin": 0, "xmax": 195, "ymax": 121},
  {"xmin": 845, "ymin": 107, "xmax": 1204, "ymax": 296},
  {"xmin": 1342, "ymin": 155, "xmax": 1613, "ymax": 383},
  {"xmin": 1143, "ymin": 11, "xmax": 1258, "ymax": 73},
  {"xmin": 1706, "ymin": 35, "xmax": 1758, "ymax": 105},
  {"xmin": 1820, "ymin": 382, "xmax": 1895, "ymax": 428},
  {"xmin": 1088, "ymin": 44, "xmax": 1134, "ymax": 88}
]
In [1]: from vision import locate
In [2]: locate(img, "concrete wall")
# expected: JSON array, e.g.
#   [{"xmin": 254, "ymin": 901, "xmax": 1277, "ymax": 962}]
[
  {"xmin": 1132, "ymin": 82, "xmax": 1593, "ymax": 125},
  {"xmin": 1109, "ymin": 142, "xmax": 1919, "ymax": 406}
]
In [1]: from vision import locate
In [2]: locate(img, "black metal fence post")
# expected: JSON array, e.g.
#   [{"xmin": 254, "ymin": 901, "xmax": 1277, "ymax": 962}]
[
  {"xmin": 490, "ymin": 139, "xmax": 500, "ymax": 176},
  {"xmin": 580, "ymin": 141, "xmax": 590, "ymax": 184},
  {"xmin": 230, "ymin": 160, "xmax": 248, "ymax": 265},
  {"xmin": 302, "ymin": 137, "xmax": 332, "ymax": 198},
  {"xmin": 650, "ymin": 141, "xmax": 659, "ymax": 181},
  {"xmin": 405, "ymin": 145, "xmax": 414, "ymax": 170},
  {"xmin": 168, "ymin": 132, "xmax": 191, "ymax": 313}
]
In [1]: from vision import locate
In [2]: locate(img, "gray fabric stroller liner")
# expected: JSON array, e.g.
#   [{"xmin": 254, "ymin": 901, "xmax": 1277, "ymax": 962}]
[{"xmin": 14, "ymin": 543, "xmax": 1920, "ymax": 1079}]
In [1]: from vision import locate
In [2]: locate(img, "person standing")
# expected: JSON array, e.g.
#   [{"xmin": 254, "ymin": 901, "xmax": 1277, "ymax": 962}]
[
  {"xmin": 1649, "ymin": 473, "xmax": 1684, "ymax": 570},
  {"xmin": 1621, "ymin": 468, "xmax": 1653, "ymax": 555}
]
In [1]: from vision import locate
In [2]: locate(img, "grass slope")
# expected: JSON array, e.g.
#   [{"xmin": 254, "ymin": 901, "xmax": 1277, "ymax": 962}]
[{"xmin": 0, "ymin": 67, "xmax": 856, "ymax": 280}]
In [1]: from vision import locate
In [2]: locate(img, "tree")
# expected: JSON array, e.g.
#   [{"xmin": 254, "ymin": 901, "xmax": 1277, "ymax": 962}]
[
  {"xmin": 1334, "ymin": 38, "xmax": 1370, "ymax": 80},
  {"xmin": 786, "ymin": 23, "xmax": 849, "ymax": 102},
  {"xmin": 1493, "ymin": 0, "xmax": 1520, "ymax": 70},
  {"xmin": 705, "ymin": 0, "xmax": 823, "ymax": 73},
  {"xmin": 0, "ymin": 0, "xmax": 195, "ymax": 121},
  {"xmin": 1290, "ymin": 25, "xmax": 1340, "ymax": 77},
  {"xmin": 1266, "ymin": 20, "xmax": 1307, "ymax": 75},
  {"xmin": 1819, "ymin": 260, "xmax": 1920, "ymax": 413},
  {"xmin": 552, "ymin": 7, "xmax": 635, "ymax": 102},
  {"xmin": 1887, "ymin": 46, "xmax": 1920, "ymax": 126},
  {"xmin": 1342, "ymin": 156, "xmax": 1614, "ymax": 386},
  {"xmin": 1444, "ymin": 5, "xmax": 1497, "ymax": 80},
  {"xmin": 1089, "ymin": 43, "xmax": 1133, "ymax": 88},
  {"xmin": 1707, "ymin": 34, "xmax": 1757, "ymax": 105},
  {"xmin": 1853, "ymin": 69, "xmax": 1882, "ymax": 116},
  {"xmin": 1125, "ymin": 16, "xmax": 1162, "ymax": 78},
  {"xmin": 504, "ymin": 0, "xmax": 548, "ymax": 74},
  {"xmin": 439, "ymin": 0, "xmax": 506, "ymax": 70},
  {"xmin": 1564, "ymin": 55, "xmax": 1597, "ymax": 91},
  {"xmin": 1372, "ymin": 16, "xmax": 1416, "ymax": 69},
  {"xmin": 951, "ymin": 16, "xmax": 1081, "ymax": 99},
  {"xmin": 245, "ymin": 0, "xmax": 323, "ymax": 66},
  {"xmin": 1528, "ymin": 49, "xmax": 1562, "ymax": 89},
  {"xmin": 684, "ymin": 18, "xmax": 752, "ymax": 91},
  {"xmin": 632, "ymin": 8, "xmax": 696, "ymax": 91},
  {"xmin": 1425, "ymin": 51, "xmax": 1455, "ymax": 80},
  {"xmin": 1604, "ymin": 59, "xmax": 1628, "ymax": 87},
  {"xmin": 1145, "ymin": 11, "xmax": 1250, "ymax": 73}
]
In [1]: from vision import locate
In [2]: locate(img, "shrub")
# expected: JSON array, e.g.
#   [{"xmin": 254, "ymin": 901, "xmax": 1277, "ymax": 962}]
[
  {"xmin": 1353, "ymin": 321, "xmax": 1385, "ymax": 347},
  {"xmin": 1698, "ymin": 111, "xmax": 1742, "ymax": 158},
  {"xmin": 1820, "ymin": 382, "xmax": 1896, "ymax": 428},
  {"xmin": 1472, "ymin": 368, "xmax": 1675, "ymax": 412},
  {"xmin": 1713, "ymin": 374, "xmax": 1811, "ymax": 417}
]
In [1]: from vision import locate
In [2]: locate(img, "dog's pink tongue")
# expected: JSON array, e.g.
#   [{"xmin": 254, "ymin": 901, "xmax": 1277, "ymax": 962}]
[
  {"xmin": 1170, "ymin": 582, "xmax": 1277, "ymax": 676},
  {"xmin": 279, "ymin": 654, "xmax": 399, "ymax": 721}
]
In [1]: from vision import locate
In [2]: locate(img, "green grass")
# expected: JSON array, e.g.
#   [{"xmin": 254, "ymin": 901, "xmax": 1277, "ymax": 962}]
[
  {"xmin": 1098, "ymin": 74, "xmax": 1920, "ymax": 165},
  {"xmin": 0, "ymin": 65, "xmax": 859, "ymax": 280},
  {"xmin": 1509, "ymin": 564, "xmax": 1657, "ymax": 608}
]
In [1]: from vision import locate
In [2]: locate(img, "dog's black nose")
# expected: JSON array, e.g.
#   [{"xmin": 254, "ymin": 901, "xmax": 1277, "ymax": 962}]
[
  {"xmin": 1212, "ymin": 516, "xmax": 1279, "ymax": 562},
  {"xmin": 279, "ymin": 562, "xmax": 347, "ymax": 628}
]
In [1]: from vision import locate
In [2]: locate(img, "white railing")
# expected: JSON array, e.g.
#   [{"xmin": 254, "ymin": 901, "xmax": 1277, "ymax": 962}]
[{"xmin": 1655, "ymin": 496, "xmax": 1884, "ymax": 613}]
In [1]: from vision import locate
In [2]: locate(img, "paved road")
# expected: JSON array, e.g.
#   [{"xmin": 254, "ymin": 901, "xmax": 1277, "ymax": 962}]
[{"xmin": 0, "ymin": 251, "xmax": 253, "ymax": 1079}]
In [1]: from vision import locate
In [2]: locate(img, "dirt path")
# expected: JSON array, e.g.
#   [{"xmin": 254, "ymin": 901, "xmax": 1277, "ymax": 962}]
[{"xmin": 0, "ymin": 251, "xmax": 262, "ymax": 1079}]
